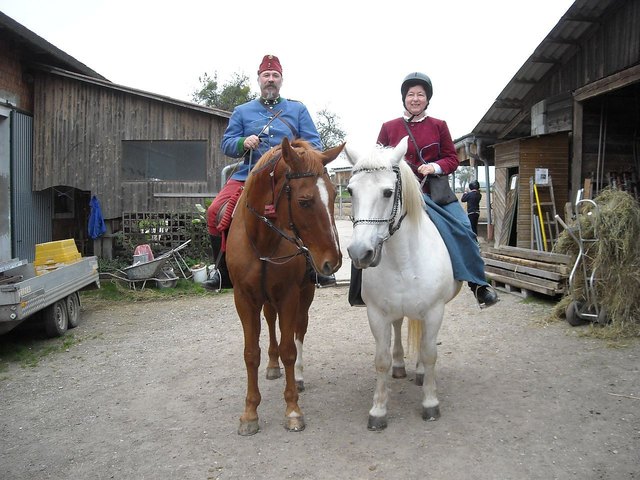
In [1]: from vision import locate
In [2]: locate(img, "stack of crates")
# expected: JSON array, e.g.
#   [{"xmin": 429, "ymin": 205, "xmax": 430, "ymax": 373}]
[{"xmin": 34, "ymin": 239, "xmax": 81, "ymax": 275}]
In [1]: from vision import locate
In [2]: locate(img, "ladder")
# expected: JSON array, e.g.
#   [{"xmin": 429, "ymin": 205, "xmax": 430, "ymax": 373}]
[{"xmin": 530, "ymin": 175, "xmax": 559, "ymax": 252}]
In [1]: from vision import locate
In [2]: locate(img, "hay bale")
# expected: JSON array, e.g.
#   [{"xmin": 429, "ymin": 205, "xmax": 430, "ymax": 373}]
[{"xmin": 554, "ymin": 189, "xmax": 640, "ymax": 337}]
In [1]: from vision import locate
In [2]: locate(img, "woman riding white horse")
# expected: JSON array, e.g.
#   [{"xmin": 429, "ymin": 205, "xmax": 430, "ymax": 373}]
[
  {"xmin": 349, "ymin": 72, "xmax": 498, "ymax": 309},
  {"xmin": 346, "ymin": 138, "xmax": 461, "ymax": 430}
]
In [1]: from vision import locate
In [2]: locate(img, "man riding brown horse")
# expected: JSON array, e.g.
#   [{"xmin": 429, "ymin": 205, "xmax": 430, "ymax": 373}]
[{"xmin": 204, "ymin": 54, "xmax": 336, "ymax": 290}]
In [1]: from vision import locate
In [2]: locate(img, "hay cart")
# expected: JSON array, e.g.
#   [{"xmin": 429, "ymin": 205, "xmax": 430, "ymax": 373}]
[{"xmin": 555, "ymin": 198, "xmax": 608, "ymax": 326}]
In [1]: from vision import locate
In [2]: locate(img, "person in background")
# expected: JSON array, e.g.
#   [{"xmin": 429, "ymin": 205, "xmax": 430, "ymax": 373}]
[
  {"xmin": 461, "ymin": 180, "xmax": 482, "ymax": 236},
  {"xmin": 203, "ymin": 54, "xmax": 336, "ymax": 290},
  {"xmin": 350, "ymin": 72, "xmax": 498, "ymax": 308}
]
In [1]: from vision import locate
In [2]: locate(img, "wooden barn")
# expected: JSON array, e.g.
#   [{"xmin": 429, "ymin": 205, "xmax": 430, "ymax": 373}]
[
  {"xmin": 454, "ymin": 0, "xmax": 640, "ymax": 295},
  {"xmin": 0, "ymin": 12, "xmax": 230, "ymax": 262}
]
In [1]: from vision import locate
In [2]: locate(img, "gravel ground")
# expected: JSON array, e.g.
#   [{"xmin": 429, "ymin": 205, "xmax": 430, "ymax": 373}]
[{"xmin": 1, "ymin": 285, "xmax": 639, "ymax": 480}]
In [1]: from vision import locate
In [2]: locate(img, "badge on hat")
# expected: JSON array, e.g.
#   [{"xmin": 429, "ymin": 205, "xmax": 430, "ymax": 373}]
[{"xmin": 258, "ymin": 54, "xmax": 282, "ymax": 75}]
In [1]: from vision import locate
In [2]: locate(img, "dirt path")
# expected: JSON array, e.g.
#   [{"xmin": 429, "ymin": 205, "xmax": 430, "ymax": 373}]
[{"xmin": 1, "ymin": 286, "xmax": 638, "ymax": 480}]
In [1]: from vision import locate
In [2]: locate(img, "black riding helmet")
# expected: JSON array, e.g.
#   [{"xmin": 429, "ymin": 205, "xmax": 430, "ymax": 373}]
[
  {"xmin": 401, "ymin": 72, "xmax": 433, "ymax": 106},
  {"xmin": 469, "ymin": 180, "xmax": 480, "ymax": 190}
]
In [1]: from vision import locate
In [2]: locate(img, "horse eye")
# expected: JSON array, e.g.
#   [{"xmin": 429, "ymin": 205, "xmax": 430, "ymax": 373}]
[
  {"xmin": 383, "ymin": 189, "xmax": 393, "ymax": 198},
  {"xmin": 299, "ymin": 199, "xmax": 312, "ymax": 208}
]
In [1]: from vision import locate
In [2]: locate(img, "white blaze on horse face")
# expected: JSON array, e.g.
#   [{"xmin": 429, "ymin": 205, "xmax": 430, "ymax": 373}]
[{"xmin": 316, "ymin": 177, "xmax": 340, "ymax": 246}]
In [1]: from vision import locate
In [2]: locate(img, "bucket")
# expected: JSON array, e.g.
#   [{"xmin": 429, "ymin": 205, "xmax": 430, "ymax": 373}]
[
  {"xmin": 190, "ymin": 265, "xmax": 208, "ymax": 283},
  {"xmin": 133, "ymin": 253, "xmax": 148, "ymax": 264},
  {"xmin": 156, "ymin": 267, "xmax": 177, "ymax": 289}
]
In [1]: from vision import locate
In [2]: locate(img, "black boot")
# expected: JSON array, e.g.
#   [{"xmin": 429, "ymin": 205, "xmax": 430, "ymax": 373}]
[
  {"xmin": 307, "ymin": 260, "xmax": 336, "ymax": 287},
  {"xmin": 348, "ymin": 264, "xmax": 365, "ymax": 306},
  {"xmin": 469, "ymin": 282, "xmax": 498, "ymax": 308},
  {"xmin": 202, "ymin": 235, "xmax": 233, "ymax": 291}
]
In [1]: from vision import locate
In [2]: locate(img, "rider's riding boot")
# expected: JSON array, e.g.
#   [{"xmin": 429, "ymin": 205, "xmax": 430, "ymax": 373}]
[
  {"xmin": 307, "ymin": 261, "xmax": 336, "ymax": 287},
  {"xmin": 348, "ymin": 264, "xmax": 366, "ymax": 306},
  {"xmin": 469, "ymin": 282, "xmax": 498, "ymax": 308},
  {"xmin": 202, "ymin": 235, "xmax": 233, "ymax": 291}
]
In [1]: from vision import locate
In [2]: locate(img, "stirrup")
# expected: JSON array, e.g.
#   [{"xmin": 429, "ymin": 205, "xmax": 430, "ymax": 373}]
[
  {"xmin": 474, "ymin": 284, "xmax": 499, "ymax": 309},
  {"xmin": 202, "ymin": 268, "xmax": 223, "ymax": 292},
  {"xmin": 312, "ymin": 272, "xmax": 336, "ymax": 288}
]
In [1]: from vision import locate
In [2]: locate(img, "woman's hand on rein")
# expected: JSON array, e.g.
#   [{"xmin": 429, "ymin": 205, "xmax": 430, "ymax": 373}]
[{"xmin": 418, "ymin": 163, "xmax": 436, "ymax": 176}]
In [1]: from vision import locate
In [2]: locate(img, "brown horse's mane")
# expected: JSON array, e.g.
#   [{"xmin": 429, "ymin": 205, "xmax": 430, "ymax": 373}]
[{"xmin": 245, "ymin": 139, "xmax": 325, "ymax": 193}]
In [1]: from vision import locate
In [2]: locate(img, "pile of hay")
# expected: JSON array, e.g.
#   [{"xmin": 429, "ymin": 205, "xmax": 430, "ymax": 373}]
[{"xmin": 553, "ymin": 189, "xmax": 640, "ymax": 338}]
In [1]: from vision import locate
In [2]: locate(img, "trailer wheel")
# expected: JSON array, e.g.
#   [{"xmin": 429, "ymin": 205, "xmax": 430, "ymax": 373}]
[
  {"xmin": 66, "ymin": 292, "xmax": 81, "ymax": 328},
  {"xmin": 44, "ymin": 300, "xmax": 68, "ymax": 337}
]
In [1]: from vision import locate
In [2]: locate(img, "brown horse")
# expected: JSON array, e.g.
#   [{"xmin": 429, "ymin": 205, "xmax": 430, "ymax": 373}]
[{"xmin": 226, "ymin": 137, "xmax": 345, "ymax": 436}]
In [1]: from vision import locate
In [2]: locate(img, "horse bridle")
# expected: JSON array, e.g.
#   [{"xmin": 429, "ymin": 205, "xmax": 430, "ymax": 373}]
[
  {"xmin": 350, "ymin": 165, "xmax": 407, "ymax": 242},
  {"xmin": 246, "ymin": 164, "xmax": 329, "ymax": 265}
]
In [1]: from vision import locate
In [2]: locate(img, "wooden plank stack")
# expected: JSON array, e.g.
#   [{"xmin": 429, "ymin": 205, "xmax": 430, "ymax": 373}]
[{"xmin": 481, "ymin": 245, "xmax": 572, "ymax": 298}]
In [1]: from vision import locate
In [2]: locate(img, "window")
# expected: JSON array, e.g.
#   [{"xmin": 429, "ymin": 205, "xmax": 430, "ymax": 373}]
[
  {"xmin": 53, "ymin": 186, "xmax": 75, "ymax": 219},
  {"xmin": 122, "ymin": 140, "xmax": 207, "ymax": 181}
]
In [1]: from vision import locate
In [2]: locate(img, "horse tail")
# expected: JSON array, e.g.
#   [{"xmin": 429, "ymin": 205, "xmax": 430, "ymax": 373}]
[{"xmin": 407, "ymin": 318, "xmax": 422, "ymax": 356}]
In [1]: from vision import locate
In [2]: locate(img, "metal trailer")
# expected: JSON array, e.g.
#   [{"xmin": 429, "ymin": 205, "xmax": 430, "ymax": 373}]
[{"xmin": 0, "ymin": 256, "xmax": 100, "ymax": 337}]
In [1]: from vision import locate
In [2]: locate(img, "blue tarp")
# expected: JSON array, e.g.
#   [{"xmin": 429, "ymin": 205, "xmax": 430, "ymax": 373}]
[{"xmin": 88, "ymin": 195, "xmax": 107, "ymax": 239}]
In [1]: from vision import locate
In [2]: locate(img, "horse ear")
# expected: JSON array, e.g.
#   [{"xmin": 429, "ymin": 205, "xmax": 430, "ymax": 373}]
[
  {"xmin": 280, "ymin": 137, "xmax": 302, "ymax": 171},
  {"xmin": 390, "ymin": 137, "xmax": 409, "ymax": 165},
  {"xmin": 343, "ymin": 144, "xmax": 358, "ymax": 166},
  {"xmin": 320, "ymin": 142, "xmax": 346, "ymax": 166}
]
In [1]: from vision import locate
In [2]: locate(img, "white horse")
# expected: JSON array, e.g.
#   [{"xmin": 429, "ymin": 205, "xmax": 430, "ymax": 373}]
[{"xmin": 345, "ymin": 137, "xmax": 461, "ymax": 430}]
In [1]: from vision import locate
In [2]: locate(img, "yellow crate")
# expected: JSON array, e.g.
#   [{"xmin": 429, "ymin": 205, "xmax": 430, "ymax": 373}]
[{"xmin": 34, "ymin": 239, "xmax": 81, "ymax": 267}]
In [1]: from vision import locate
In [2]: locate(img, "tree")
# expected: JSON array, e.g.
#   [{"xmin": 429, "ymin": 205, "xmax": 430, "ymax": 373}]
[
  {"xmin": 456, "ymin": 165, "xmax": 474, "ymax": 191},
  {"xmin": 192, "ymin": 72, "xmax": 256, "ymax": 111},
  {"xmin": 315, "ymin": 108, "xmax": 346, "ymax": 150}
]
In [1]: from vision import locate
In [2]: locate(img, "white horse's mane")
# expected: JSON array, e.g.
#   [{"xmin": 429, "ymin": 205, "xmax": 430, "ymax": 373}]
[
  {"xmin": 356, "ymin": 144, "xmax": 426, "ymax": 225},
  {"xmin": 397, "ymin": 158, "xmax": 426, "ymax": 225}
]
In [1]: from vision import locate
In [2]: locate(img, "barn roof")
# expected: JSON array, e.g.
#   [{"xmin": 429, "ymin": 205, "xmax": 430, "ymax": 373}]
[
  {"xmin": 0, "ymin": 10, "xmax": 106, "ymax": 80},
  {"xmin": 1, "ymin": 11, "xmax": 231, "ymax": 119},
  {"xmin": 470, "ymin": 0, "xmax": 623, "ymax": 141},
  {"xmin": 34, "ymin": 63, "xmax": 231, "ymax": 118}
]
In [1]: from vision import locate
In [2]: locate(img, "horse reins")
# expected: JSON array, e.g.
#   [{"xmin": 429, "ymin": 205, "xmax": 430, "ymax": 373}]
[
  {"xmin": 246, "ymin": 159, "xmax": 327, "ymax": 266},
  {"xmin": 351, "ymin": 165, "xmax": 407, "ymax": 240}
]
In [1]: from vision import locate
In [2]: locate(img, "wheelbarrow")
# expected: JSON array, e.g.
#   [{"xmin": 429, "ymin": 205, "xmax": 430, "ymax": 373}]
[
  {"xmin": 120, "ymin": 255, "xmax": 177, "ymax": 290},
  {"xmin": 105, "ymin": 240, "xmax": 192, "ymax": 290},
  {"xmin": 555, "ymin": 197, "xmax": 608, "ymax": 326}
]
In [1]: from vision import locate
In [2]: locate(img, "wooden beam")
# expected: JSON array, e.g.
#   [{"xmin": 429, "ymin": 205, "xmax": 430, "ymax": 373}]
[
  {"xmin": 483, "ymin": 256, "xmax": 569, "ymax": 279},
  {"xmin": 571, "ymin": 99, "xmax": 583, "ymax": 206},
  {"xmin": 498, "ymin": 110, "xmax": 530, "ymax": 139},
  {"xmin": 513, "ymin": 78, "xmax": 540, "ymax": 85},
  {"xmin": 486, "ymin": 271, "xmax": 563, "ymax": 296},
  {"xmin": 483, "ymin": 245, "xmax": 573, "ymax": 264},
  {"xmin": 573, "ymin": 64, "xmax": 640, "ymax": 102},
  {"xmin": 494, "ymin": 100, "xmax": 523, "ymax": 109},
  {"xmin": 528, "ymin": 57, "xmax": 560, "ymax": 65},
  {"xmin": 153, "ymin": 193, "xmax": 218, "ymax": 198},
  {"xmin": 485, "ymin": 266, "xmax": 564, "ymax": 290}
]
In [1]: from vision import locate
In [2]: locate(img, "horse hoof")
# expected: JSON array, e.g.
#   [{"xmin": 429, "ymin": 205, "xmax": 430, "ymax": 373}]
[
  {"xmin": 296, "ymin": 380, "xmax": 305, "ymax": 392},
  {"xmin": 422, "ymin": 406, "xmax": 440, "ymax": 421},
  {"xmin": 238, "ymin": 419, "xmax": 260, "ymax": 436},
  {"xmin": 415, "ymin": 373, "xmax": 424, "ymax": 386},
  {"xmin": 285, "ymin": 415, "xmax": 305, "ymax": 432},
  {"xmin": 266, "ymin": 367, "xmax": 282, "ymax": 380},
  {"xmin": 367, "ymin": 415, "xmax": 387, "ymax": 431},
  {"xmin": 392, "ymin": 366, "xmax": 407, "ymax": 378}
]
